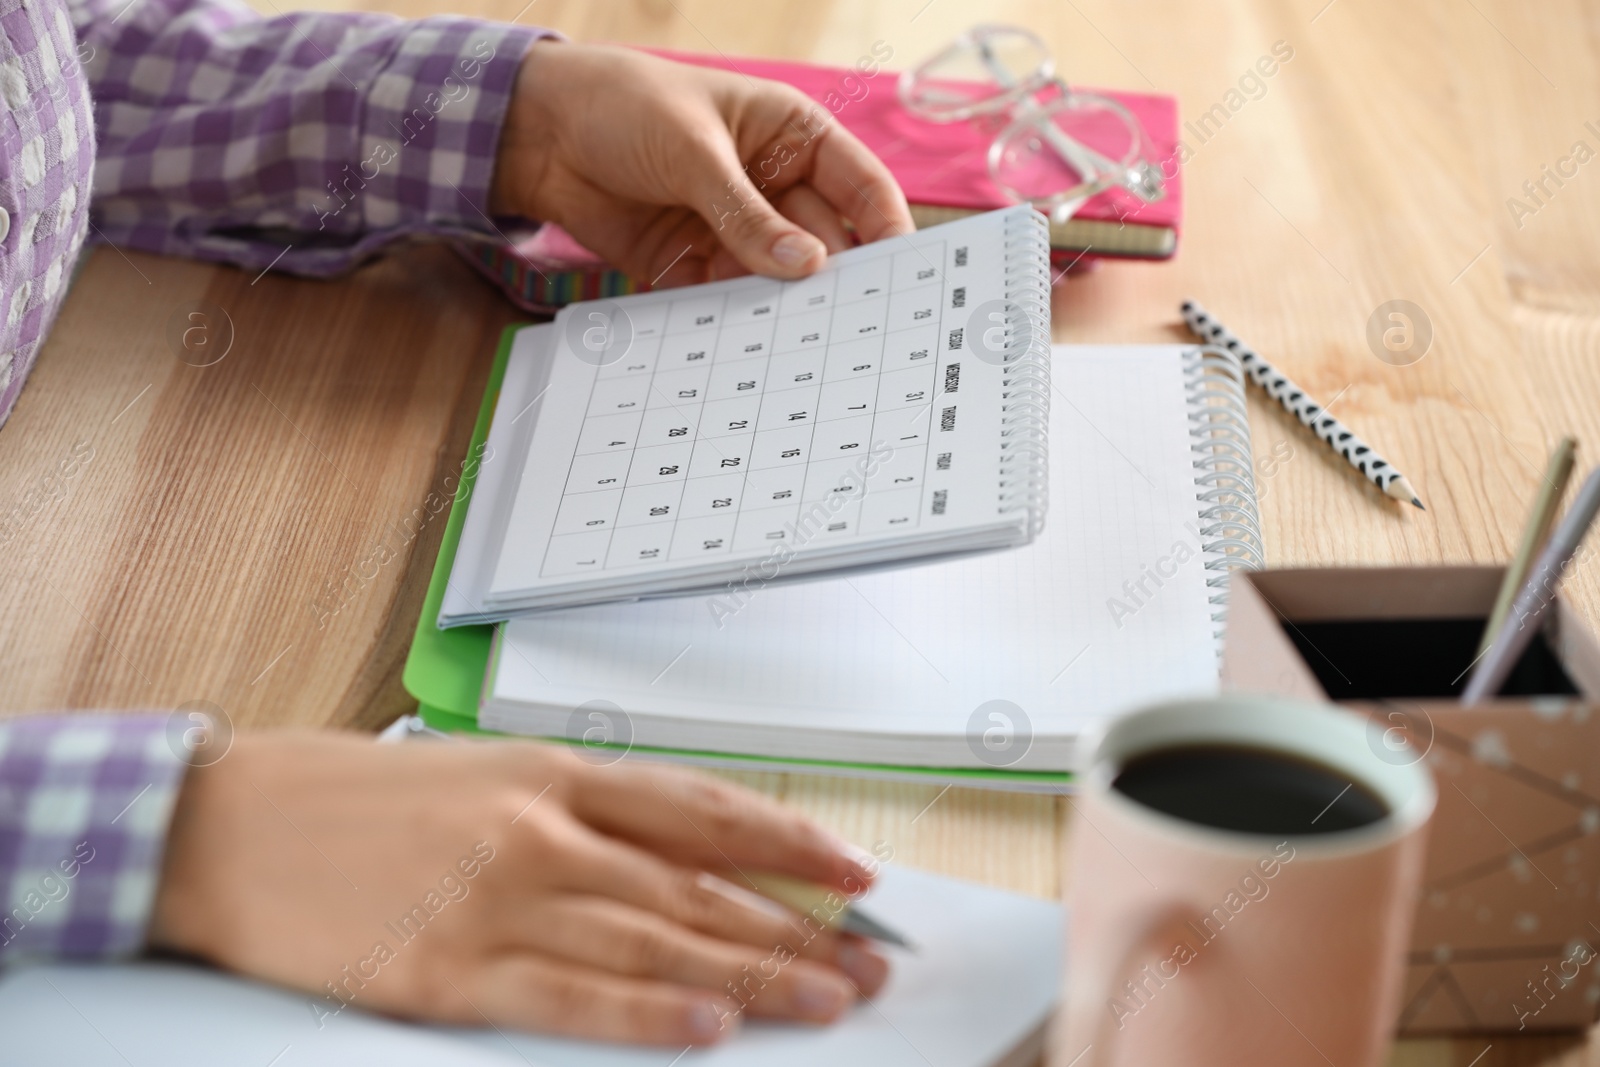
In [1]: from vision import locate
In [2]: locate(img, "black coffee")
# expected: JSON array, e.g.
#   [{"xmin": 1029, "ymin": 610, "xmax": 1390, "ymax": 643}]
[{"xmin": 1111, "ymin": 744, "xmax": 1390, "ymax": 836}]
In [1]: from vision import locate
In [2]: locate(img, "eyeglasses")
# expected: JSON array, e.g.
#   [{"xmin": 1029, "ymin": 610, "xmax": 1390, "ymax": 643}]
[{"xmin": 898, "ymin": 24, "xmax": 1166, "ymax": 223}]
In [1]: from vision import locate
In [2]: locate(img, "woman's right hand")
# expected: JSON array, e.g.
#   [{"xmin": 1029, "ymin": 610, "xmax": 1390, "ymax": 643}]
[{"xmin": 148, "ymin": 731, "xmax": 890, "ymax": 1046}]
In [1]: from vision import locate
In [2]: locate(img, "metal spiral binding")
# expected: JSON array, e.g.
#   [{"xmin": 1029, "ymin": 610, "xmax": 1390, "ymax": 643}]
[
  {"xmin": 995, "ymin": 209, "xmax": 1053, "ymax": 537},
  {"xmin": 1182, "ymin": 344, "xmax": 1266, "ymax": 651}
]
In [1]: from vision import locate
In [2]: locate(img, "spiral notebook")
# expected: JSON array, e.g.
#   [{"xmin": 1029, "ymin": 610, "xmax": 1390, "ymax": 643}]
[
  {"xmin": 454, "ymin": 343, "xmax": 1262, "ymax": 779},
  {"xmin": 440, "ymin": 207, "xmax": 1053, "ymax": 623}
]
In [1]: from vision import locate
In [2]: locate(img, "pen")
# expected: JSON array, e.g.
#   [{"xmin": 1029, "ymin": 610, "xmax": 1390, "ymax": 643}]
[
  {"xmin": 1181, "ymin": 300, "xmax": 1425, "ymax": 510},
  {"xmin": 1463, "ymin": 466, "xmax": 1600, "ymax": 704},
  {"xmin": 377, "ymin": 714, "xmax": 456, "ymax": 742},
  {"xmin": 1477, "ymin": 437, "xmax": 1577, "ymax": 656},
  {"xmin": 747, "ymin": 872, "xmax": 915, "ymax": 950}
]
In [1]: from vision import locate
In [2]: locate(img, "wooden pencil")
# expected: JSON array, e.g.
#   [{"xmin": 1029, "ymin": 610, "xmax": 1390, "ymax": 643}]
[{"xmin": 1476, "ymin": 436, "xmax": 1577, "ymax": 656}]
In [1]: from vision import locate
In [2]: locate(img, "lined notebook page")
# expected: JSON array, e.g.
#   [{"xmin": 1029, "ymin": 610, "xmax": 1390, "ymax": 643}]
[{"xmin": 487, "ymin": 346, "xmax": 1218, "ymax": 752}]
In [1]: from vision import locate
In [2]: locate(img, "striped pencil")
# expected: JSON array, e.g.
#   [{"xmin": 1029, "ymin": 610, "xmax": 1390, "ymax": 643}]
[{"xmin": 1181, "ymin": 300, "xmax": 1425, "ymax": 510}]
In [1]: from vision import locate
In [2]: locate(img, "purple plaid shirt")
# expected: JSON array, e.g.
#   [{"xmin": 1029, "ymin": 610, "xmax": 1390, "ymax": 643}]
[
  {"xmin": 1, "ymin": 715, "xmax": 187, "ymax": 962},
  {"xmin": 0, "ymin": 0, "xmax": 548, "ymax": 429},
  {"xmin": 4, "ymin": 0, "xmax": 549, "ymax": 962}
]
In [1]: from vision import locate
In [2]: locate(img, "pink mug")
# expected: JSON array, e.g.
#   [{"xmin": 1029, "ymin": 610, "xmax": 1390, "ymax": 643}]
[{"xmin": 1053, "ymin": 695, "xmax": 1435, "ymax": 1067}]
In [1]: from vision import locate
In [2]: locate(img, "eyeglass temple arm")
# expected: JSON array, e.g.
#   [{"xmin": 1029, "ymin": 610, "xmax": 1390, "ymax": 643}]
[
  {"xmin": 976, "ymin": 38, "xmax": 1161, "ymax": 204},
  {"xmin": 1019, "ymin": 93, "xmax": 1120, "ymax": 191},
  {"xmin": 971, "ymin": 39, "xmax": 1109, "ymax": 218},
  {"xmin": 1023, "ymin": 88, "xmax": 1163, "ymax": 203}
]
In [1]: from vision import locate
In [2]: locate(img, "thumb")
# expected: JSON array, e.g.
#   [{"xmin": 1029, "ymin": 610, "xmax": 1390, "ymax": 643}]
[{"xmin": 693, "ymin": 164, "xmax": 827, "ymax": 279}]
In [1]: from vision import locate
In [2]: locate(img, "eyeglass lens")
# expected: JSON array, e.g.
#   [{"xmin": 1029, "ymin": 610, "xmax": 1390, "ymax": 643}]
[{"xmin": 992, "ymin": 97, "xmax": 1144, "ymax": 207}]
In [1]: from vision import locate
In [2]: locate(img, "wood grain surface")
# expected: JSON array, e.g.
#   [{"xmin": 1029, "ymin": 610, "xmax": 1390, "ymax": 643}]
[{"xmin": 4, "ymin": 0, "xmax": 1598, "ymax": 1063}]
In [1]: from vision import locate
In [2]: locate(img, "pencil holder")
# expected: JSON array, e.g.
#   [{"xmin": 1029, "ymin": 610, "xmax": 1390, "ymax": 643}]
[{"xmin": 1222, "ymin": 566, "xmax": 1600, "ymax": 1035}]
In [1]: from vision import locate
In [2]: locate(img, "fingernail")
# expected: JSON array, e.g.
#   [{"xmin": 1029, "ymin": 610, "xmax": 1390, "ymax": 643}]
[
  {"xmin": 837, "ymin": 942, "xmax": 888, "ymax": 992},
  {"xmin": 839, "ymin": 843, "xmax": 878, "ymax": 884},
  {"xmin": 771, "ymin": 233, "xmax": 817, "ymax": 267},
  {"xmin": 826, "ymin": 834, "xmax": 875, "ymax": 868},
  {"xmin": 689, "ymin": 999, "xmax": 736, "ymax": 1041},
  {"xmin": 793, "ymin": 972, "xmax": 852, "ymax": 1018}
]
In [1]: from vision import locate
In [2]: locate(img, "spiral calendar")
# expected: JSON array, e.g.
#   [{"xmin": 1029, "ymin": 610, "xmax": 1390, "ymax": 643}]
[{"xmin": 442, "ymin": 207, "xmax": 1053, "ymax": 622}]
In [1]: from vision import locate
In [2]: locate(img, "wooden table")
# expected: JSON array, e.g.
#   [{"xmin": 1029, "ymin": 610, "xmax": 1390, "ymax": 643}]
[{"xmin": 4, "ymin": 0, "xmax": 1597, "ymax": 1063}]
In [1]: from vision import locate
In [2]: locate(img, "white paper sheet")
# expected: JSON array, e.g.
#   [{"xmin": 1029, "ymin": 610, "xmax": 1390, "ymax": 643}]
[{"xmin": 0, "ymin": 866, "xmax": 1060, "ymax": 1067}]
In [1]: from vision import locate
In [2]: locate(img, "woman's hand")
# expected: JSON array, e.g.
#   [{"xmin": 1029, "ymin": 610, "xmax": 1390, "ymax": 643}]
[
  {"xmin": 489, "ymin": 42, "xmax": 915, "ymax": 286},
  {"xmin": 149, "ymin": 733, "xmax": 889, "ymax": 1046}
]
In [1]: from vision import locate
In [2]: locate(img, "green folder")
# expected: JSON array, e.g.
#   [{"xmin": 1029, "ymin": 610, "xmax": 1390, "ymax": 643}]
[{"xmin": 401, "ymin": 326, "xmax": 1071, "ymax": 789}]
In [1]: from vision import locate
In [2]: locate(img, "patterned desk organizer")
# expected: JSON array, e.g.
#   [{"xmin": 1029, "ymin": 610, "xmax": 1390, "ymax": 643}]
[{"xmin": 1222, "ymin": 566, "xmax": 1600, "ymax": 1035}]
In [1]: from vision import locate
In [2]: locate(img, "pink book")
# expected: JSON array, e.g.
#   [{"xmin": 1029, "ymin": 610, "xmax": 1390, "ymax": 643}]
[{"xmin": 455, "ymin": 49, "xmax": 1182, "ymax": 313}]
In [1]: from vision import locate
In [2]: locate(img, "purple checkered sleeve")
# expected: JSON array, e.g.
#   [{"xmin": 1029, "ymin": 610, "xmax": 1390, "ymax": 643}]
[
  {"xmin": 0, "ymin": 715, "xmax": 188, "ymax": 964},
  {"xmin": 71, "ymin": 0, "xmax": 551, "ymax": 276}
]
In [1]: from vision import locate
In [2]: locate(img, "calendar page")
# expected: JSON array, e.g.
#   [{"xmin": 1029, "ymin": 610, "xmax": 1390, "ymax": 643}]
[{"xmin": 487, "ymin": 207, "xmax": 1045, "ymax": 605}]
